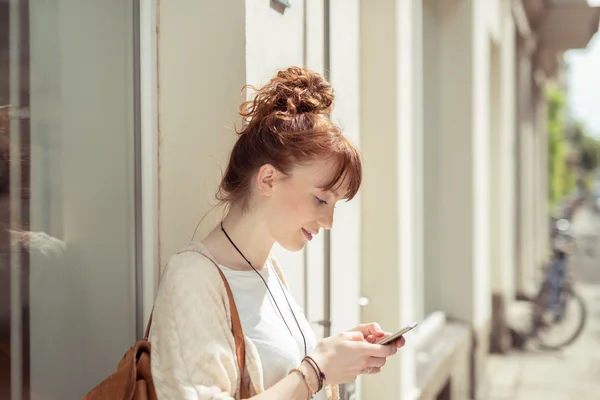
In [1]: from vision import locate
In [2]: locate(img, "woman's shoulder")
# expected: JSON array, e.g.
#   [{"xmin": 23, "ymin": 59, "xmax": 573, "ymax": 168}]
[{"xmin": 159, "ymin": 242, "xmax": 224, "ymax": 293}]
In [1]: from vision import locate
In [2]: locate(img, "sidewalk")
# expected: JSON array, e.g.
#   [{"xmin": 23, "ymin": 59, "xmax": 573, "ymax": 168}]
[
  {"xmin": 484, "ymin": 283, "xmax": 600, "ymax": 399},
  {"xmin": 486, "ymin": 205, "xmax": 600, "ymax": 399}
]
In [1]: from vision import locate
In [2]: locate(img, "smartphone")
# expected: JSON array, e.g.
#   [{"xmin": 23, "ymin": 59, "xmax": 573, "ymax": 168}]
[{"xmin": 377, "ymin": 322, "xmax": 418, "ymax": 345}]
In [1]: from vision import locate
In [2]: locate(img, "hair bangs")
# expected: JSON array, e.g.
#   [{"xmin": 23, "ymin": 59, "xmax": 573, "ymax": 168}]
[{"xmin": 319, "ymin": 138, "xmax": 362, "ymax": 200}]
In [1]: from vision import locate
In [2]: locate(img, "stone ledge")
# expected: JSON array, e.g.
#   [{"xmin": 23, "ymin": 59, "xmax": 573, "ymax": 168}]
[{"xmin": 414, "ymin": 320, "xmax": 472, "ymax": 400}]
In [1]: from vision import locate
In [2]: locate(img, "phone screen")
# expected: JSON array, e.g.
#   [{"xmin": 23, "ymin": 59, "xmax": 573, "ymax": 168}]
[{"xmin": 377, "ymin": 322, "xmax": 418, "ymax": 345}]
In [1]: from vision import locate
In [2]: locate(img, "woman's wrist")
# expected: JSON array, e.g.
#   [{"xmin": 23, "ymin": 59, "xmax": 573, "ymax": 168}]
[
  {"xmin": 289, "ymin": 363, "xmax": 316, "ymax": 398},
  {"xmin": 300, "ymin": 359, "xmax": 321, "ymax": 393}
]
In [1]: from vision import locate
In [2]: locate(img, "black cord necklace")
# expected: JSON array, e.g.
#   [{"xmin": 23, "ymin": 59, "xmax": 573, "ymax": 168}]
[{"xmin": 220, "ymin": 221, "xmax": 308, "ymax": 357}]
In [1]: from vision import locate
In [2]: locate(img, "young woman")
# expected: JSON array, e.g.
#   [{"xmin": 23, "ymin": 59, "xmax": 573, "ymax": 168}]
[{"xmin": 149, "ymin": 67, "xmax": 405, "ymax": 400}]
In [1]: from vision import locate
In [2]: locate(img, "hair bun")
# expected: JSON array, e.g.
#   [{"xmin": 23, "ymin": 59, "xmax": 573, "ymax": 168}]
[
  {"xmin": 239, "ymin": 67, "xmax": 334, "ymax": 128},
  {"xmin": 273, "ymin": 67, "xmax": 334, "ymax": 115}
]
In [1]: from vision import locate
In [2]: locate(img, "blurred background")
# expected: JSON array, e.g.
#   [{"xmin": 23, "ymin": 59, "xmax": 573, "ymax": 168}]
[{"xmin": 1, "ymin": 0, "xmax": 600, "ymax": 399}]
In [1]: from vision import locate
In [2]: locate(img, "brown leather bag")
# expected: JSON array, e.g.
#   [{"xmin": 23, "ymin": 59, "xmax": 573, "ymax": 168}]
[{"xmin": 82, "ymin": 257, "xmax": 250, "ymax": 399}]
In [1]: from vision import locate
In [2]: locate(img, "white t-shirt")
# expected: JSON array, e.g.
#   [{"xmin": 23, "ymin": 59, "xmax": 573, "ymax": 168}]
[{"xmin": 218, "ymin": 260, "xmax": 326, "ymax": 400}]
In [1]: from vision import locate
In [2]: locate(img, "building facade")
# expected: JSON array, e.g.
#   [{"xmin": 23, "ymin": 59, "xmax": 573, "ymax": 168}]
[{"xmin": 1, "ymin": 0, "xmax": 598, "ymax": 399}]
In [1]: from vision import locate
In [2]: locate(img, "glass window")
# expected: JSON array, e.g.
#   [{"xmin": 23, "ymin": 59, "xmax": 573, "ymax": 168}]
[{"xmin": 1, "ymin": 1, "xmax": 138, "ymax": 398}]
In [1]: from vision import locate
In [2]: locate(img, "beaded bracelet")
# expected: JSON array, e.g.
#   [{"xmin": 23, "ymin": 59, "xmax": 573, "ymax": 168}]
[{"xmin": 289, "ymin": 366, "xmax": 316, "ymax": 399}]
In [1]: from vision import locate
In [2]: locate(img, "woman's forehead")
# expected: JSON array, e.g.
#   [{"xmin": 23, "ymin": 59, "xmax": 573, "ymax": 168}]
[
  {"xmin": 292, "ymin": 159, "xmax": 336, "ymax": 180},
  {"xmin": 291, "ymin": 160, "xmax": 348, "ymax": 195}
]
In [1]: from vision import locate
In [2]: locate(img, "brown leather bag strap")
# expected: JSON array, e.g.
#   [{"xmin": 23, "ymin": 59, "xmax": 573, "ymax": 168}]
[
  {"xmin": 143, "ymin": 313, "xmax": 153, "ymax": 340},
  {"xmin": 212, "ymin": 263, "xmax": 250, "ymax": 399},
  {"xmin": 142, "ymin": 252, "xmax": 250, "ymax": 399}
]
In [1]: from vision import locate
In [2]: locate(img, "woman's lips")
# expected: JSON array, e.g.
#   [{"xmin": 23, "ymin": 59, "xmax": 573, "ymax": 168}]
[{"xmin": 302, "ymin": 228, "xmax": 313, "ymax": 241}]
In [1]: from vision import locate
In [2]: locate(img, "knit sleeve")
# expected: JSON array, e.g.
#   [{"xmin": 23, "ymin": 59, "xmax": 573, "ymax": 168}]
[{"xmin": 149, "ymin": 252, "xmax": 241, "ymax": 400}]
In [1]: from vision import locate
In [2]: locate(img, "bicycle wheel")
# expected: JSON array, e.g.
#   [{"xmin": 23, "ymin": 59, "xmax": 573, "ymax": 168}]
[{"xmin": 536, "ymin": 289, "xmax": 587, "ymax": 350}]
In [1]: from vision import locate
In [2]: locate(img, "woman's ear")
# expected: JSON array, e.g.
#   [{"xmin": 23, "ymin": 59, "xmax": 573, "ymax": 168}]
[{"xmin": 255, "ymin": 164, "xmax": 277, "ymax": 197}]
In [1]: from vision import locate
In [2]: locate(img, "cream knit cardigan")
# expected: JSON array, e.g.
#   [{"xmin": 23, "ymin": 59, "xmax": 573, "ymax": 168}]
[{"xmin": 149, "ymin": 242, "xmax": 340, "ymax": 400}]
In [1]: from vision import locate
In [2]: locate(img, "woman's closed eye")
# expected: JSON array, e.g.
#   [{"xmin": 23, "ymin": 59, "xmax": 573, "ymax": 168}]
[{"xmin": 315, "ymin": 196, "xmax": 328, "ymax": 206}]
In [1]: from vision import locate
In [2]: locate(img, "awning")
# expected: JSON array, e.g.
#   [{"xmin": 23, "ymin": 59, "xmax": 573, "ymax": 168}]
[
  {"xmin": 536, "ymin": 2, "xmax": 600, "ymax": 51},
  {"xmin": 522, "ymin": 0, "xmax": 600, "ymax": 76}
]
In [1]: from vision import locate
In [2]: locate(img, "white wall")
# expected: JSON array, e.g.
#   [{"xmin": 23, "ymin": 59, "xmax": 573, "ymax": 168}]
[
  {"xmin": 157, "ymin": 0, "xmax": 246, "ymax": 268},
  {"xmin": 158, "ymin": 0, "xmax": 341, "ymax": 332}
]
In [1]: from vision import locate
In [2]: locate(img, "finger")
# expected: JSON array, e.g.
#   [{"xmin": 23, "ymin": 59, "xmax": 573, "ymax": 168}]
[
  {"xmin": 365, "ymin": 334, "xmax": 382, "ymax": 344},
  {"xmin": 343, "ymin": 331, "xmax": 366, "ymax": 342},
  {"xmin": 366, "ymin": 356, "xmax": 387, "ymax": 368},
  {"xmin": 367, "ymin": 322, "xmax": 384, "ymax": 334},
  {"xmin": 395, "ymin": 336, "xmax": 406, "ymax": 348},
  {"xmin": 360, "ymin": 366, "xmax": 382, "ymax": 375},
  {"xmin": 359, "ymin": 342, "xmax": 398, "ymax": 357},
  {"xmin": 355, "ymin": 343, "xmax": 389, "ymax": 357},
  {"xmin": 365, "ymin": 322, "xmax": 385, "ymax": 338},
  {"xmin": 352, "ymin": 323, "xmax": 385, "ymax": 338}
]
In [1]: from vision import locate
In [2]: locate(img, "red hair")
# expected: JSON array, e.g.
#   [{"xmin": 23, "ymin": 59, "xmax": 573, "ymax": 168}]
[{"xmin": 217, "ymin": 67, "xmax": 362, "ymax": 209}]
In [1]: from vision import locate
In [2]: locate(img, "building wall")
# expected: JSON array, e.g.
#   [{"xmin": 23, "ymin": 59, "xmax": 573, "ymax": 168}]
[
  {"xmin": 155, "ymin": 0, "xmax": 551, "ymax": 399},
  {"xmin": 157, "ymin": 0, "xmax": 246, "ymax": 270}
]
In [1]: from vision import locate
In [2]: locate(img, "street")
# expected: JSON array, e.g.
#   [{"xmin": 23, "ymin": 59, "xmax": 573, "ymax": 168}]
[{"xmin": 485, "ymin": 205, "xmax": 600, "ymax": 399}]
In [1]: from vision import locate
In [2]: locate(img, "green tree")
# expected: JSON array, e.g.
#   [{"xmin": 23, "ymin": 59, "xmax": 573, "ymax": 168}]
[{"xmin": 546, "ymin": 86, "xmax": 576, "ymax": 211}]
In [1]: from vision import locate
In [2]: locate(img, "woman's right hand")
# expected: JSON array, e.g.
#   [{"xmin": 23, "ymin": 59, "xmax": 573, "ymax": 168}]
[{"xmin": 308, "ymin": 331, "xmax": 398, "ymax": 385}]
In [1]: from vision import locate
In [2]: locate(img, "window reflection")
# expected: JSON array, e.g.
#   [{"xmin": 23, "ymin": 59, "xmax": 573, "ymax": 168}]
[{"xmin": 1, "ymin": 1, "xmax": 138, "ymax": 399}]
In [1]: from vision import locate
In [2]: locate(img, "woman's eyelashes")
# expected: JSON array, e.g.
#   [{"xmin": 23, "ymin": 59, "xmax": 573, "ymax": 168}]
[
  {"xmin": 315, "ymin": 196, "xmax": 336, "ymax": 208},
  {"xmin": 315, "ymin": 196, "xmax": 328, "ymax": 206}
]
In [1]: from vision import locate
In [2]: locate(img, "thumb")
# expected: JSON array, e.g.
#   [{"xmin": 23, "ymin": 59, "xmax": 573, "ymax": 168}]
[{"xmin": 344, "ymin": 331, "xmax": 365, "ymax": 342}]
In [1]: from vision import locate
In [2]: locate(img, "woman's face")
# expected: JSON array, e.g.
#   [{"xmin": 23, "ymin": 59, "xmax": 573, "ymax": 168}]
[{"xmin": 265, "ymin": 159, "xmax": 348, "ymax": 252}]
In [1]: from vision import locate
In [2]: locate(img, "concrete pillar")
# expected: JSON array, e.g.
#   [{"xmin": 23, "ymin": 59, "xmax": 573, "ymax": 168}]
[
  {"xmin": 359, "ymin": 0, "xmax": 421, "ymax": 398},
  {"xmin": 366, "ymin": 0, "xmax": 491, "ymax": 397},
  {"xmin": 329, "ymin": 0, "xmax": 361, "ymax": 348},
  {"xmin": 423, "ymin": 0, "xmax": 492, "ymax": 396},
  {"xmin": 328, "ymin": 1, "xmax": 363, "ymax": 397},
  {"xmin": 422, "ymin": 0, "xmax": 441, "ymax": 318},
  {"xmin": 539, "ymin": 93, "xmax": 550, "ymax": 259},
  {"xmin": 490, "ymin": 0, "xmax": 517, "ymax": 353},
  {"xmin": 471, "ymin": 2, "xmax": 493, "ymax": 397},
  {"xmin": 515, "ymin": 37, "xmax": 537, "ymax": 296},
  {"xmin": 532, "ymin": 77, "xmax": 550, "ymax": 267}
]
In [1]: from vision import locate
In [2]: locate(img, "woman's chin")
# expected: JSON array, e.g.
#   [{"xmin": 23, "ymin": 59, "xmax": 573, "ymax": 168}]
[{"xmin": 277, "ymin": 238, "xmax": 307, "ymax": 253}]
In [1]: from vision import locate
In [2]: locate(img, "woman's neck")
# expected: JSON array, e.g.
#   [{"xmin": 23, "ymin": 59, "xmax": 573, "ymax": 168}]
[{"xmin": 204, "ymin": 204, "xmax": 274, "ymax": 270}]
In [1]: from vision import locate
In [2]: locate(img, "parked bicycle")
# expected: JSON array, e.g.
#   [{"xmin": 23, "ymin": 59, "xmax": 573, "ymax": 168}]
[{"xmin": 519, "ymin": 216, "xmax": 588, "ymax": 350}]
